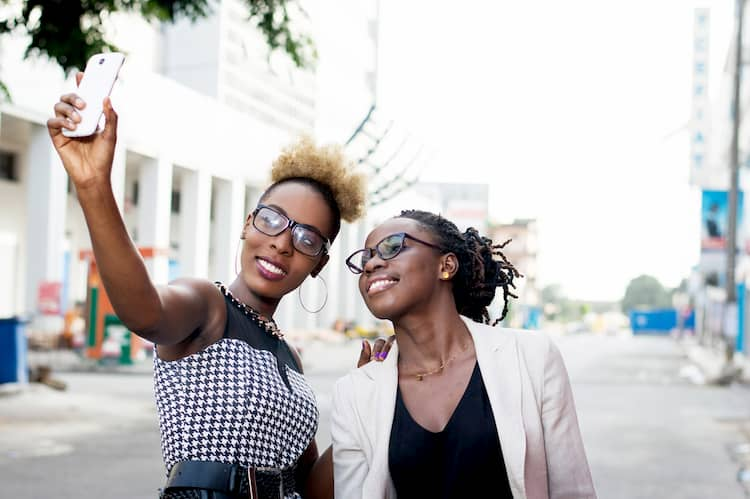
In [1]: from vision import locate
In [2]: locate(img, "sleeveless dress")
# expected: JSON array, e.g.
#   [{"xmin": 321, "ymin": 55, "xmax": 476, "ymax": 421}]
[{"xmin": 153, "ymin": 285, "xmax": 319, "ymax": 498}]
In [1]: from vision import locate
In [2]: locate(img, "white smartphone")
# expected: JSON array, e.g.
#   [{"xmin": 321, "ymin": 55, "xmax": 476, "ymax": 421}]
[{"xmin": 62, "ymin": 52, "xmax": 125, "ymax": 138}]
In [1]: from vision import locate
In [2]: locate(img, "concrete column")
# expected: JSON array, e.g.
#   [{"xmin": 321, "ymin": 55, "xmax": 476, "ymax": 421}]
[
  {"xmin": 278, "ymin": 286, "xmax": 300, "ymax": 331},
  {"xmin": 294, "ymin": 274, "xmax": 323, "ymax": 331},
  {"xmin": 110, "ymin": 142, "xmax": 127, "ymax": 210},
  {"xmin": 211, "ymin": 177, "xmax": 245, "ymax": 283},
  {"xmin": 342, "ymin": 223, "xmax": 358, "ymax": 322},
  {"xmin": 245, "ymin": 185, "xmax": 262, "ymax": 216},
  {"xmin": 321, "ymin": 234, "xmax": 343, "ymax": 331},
  {"xmin": 137, "ymin": 156, "xmax": 172, "ymax": 284},
  {"xmin": 25, "ymin": 124, "xmax": 67, "ymax": 314},
  {"xmin": 354, "ymin": 220, "xmax": 370, "ymax": 326},
  {"xmin": 179, "ymin": 169, "xmax": 211, "ymax": 278}
]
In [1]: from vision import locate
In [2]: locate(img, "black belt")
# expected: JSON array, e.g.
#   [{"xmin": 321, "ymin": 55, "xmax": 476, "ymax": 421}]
[{"xmin": 160, "ymin": 460, "xmax": 297, "ymax": 499}]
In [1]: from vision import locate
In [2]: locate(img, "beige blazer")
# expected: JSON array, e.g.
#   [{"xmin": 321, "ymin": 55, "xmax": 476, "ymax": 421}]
[{"xmin": 331, "ymin": 316, "xmax": 597, "ymax": 499}]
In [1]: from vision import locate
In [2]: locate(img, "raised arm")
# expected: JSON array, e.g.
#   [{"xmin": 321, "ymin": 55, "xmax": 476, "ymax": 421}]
[{"xmin": 48, "ymin": 77, "xmax": 218, "ymax": 346}]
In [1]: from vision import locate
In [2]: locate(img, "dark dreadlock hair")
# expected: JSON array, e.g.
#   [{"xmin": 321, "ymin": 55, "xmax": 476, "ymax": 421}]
[{"xmin": 398, "ymin": 209, "xmax": 522, "ymax": 326}]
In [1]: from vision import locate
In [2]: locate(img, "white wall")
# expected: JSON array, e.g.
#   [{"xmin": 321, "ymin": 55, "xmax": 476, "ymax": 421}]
[{"xmin": 0, "ymin": 2, "xmax": 379, "ymax": 325}]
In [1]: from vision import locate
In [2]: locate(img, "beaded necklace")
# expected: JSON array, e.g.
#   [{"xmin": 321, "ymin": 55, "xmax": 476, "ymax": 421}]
[{"xmin": 215, "ymin": 282, "xmax": 284, "ymax": 339}]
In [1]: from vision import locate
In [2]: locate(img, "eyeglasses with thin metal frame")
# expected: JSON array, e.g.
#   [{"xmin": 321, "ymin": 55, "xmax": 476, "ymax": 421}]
[
  {"xmin": 346, "ymin": 232, "xmax": 442, "ymax": 274},
  {"xmin": 251, "ymin": 204, "xmax": 331, "ymax": 257}
]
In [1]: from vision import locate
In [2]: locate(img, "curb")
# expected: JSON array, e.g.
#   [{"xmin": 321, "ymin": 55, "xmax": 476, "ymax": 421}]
[{"xmin": 684, "ymin": 342, "xmax": 749, "ymax": 385}]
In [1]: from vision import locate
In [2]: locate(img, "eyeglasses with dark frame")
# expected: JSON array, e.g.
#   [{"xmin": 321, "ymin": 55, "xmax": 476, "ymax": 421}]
[
  {"xmin": 346, "ymin": 232, "xmax": 442, "ymax": 274},
  {"xmin": 251, "ymin": 204, "xmax": 331, "ymax": 257}
]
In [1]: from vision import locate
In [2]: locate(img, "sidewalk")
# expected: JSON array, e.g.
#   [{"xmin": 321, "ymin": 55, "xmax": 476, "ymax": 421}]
[
  {"xmin": 22, "ymin": 336, "xmax": 365, "ymax": 377},
  {"xmin": 26, "ymin": 349, "xmax": 154, "ymax": 375},
  {"xmin": 681, "ymin": 336, "xmax": 750, "ymax": 385}
]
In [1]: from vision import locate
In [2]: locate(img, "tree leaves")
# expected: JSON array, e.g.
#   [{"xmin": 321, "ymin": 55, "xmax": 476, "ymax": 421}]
[
  {"xmin": 621, "ymin": 275, "xmax": 672, "ymax": 313},
  {"xmin": 2, "ymin": 0, "xmax": 315, "ymax": 75}
]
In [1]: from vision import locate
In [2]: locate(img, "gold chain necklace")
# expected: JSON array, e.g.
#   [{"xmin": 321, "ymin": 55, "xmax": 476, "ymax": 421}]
[{"xmin": 407, "ymin": 342, "xmax": 470, "ymax": 381}]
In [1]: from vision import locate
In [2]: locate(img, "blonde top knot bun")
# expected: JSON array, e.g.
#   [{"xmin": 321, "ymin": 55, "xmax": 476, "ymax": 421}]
[{"xmin": 270, "ymin": 135, "xmax": 366, "ymax": 223}]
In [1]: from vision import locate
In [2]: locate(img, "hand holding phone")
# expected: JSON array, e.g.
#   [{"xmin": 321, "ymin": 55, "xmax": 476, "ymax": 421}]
[
  {"xmin": 62, "ymin": 52, "xmax": 125, "ymax": 138},
  {"xmin": 47, "ymin": 53, "xmax": 124, "ymax": 191}
]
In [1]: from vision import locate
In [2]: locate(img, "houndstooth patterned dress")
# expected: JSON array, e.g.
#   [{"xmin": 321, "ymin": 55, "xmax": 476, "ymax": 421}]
[{"xmin": 153, "ymin": 288, "xmax": 319, "ymax": 499}]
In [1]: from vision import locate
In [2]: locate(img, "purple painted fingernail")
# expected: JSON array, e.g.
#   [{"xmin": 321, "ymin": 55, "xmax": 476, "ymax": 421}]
[{"xmin": 378, "ymin": 352, "xmax": 386, "ymax": 360}]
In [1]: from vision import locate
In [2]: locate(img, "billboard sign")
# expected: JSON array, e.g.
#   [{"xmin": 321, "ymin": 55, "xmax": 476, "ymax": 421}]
[
  {"xmin": 701, "ymin": 190, "xmax": 744, "ymax": 251},
  {"xmin": 37, "ymin": 281, "xmax": 62, "ymax": 315}
]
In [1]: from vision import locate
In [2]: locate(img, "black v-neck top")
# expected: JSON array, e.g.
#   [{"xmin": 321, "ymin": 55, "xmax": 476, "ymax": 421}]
[{"xmin": 388, "ymin": 362, "xmax": 513, "ymax": 498}]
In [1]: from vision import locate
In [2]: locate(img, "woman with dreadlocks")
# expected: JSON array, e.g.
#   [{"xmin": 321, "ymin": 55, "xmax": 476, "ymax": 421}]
[{"xmin": 331, "ymin": 210, "xmax": 596, "ymax": 499}]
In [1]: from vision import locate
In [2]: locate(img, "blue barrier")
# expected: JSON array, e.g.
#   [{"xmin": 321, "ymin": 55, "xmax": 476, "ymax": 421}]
[
  {"xmin": 629, "ymin": 309, "xmax": 679, "ymax": 335},
  {"xmin": 0, "ymin": 317, "xmax": 28, "ymax": 384}
]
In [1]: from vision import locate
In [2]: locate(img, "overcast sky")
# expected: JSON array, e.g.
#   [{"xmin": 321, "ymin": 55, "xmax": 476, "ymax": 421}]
[{"xmin": 374, "ymin": 0, "xmax": 734, "ymax": 301}]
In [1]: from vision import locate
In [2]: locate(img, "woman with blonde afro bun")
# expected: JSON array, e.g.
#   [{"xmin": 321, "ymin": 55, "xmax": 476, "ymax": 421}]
[{"xmin": 47, "ymin": 79, "xmax": 378, "ymax": 499}]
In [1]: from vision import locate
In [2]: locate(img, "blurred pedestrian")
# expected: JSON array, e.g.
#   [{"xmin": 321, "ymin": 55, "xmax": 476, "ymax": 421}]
[
  {"xmin": 48, "ymin": 73, "xmax": 382, "ymax": 499},
  {"xmin": 333, "ymin": 210, "xmax": 596, "ymax": 498}
]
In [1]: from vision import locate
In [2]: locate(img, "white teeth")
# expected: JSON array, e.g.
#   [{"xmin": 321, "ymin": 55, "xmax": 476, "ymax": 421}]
[
  {"xmin": 258, "ymin": 259, "xmax": 286, "ymax": 275},
  {"xmin": 369, "ymin": 279, "xmax": 397, "ymax": 292}
]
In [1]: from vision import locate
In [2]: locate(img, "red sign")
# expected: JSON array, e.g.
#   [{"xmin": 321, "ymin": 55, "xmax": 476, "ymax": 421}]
[{"xmin": 38, "ymin": 281, "xmax": 62, "ymax": 315}]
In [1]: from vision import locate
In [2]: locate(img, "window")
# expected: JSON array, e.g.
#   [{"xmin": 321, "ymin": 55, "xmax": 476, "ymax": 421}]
[
  {"xmin": 171, "ymin": 190, "xmax": 181, "ymax": 214},
  {"xmin": 0, "ymin": 151, "xmax": 17, "ymax": 181}
]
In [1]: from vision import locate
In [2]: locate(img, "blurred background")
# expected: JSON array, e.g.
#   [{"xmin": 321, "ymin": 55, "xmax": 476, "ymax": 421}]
[{"xmin": 1, "ymin": 0, "xmax": 750, "ymax": 497}]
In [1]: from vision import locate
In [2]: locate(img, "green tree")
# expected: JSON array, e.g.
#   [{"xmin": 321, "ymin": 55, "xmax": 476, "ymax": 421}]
[
  {"xmin": 621, "ymin": 274, "xmax": 672, "ymax": 312},
  {"xmin": 540, "ymin": 283, "xmax": 581, "ymax": 322},
  {"xmin": 541, "ymin": 283, "xmax": 564, "ymax": 305},
  {"xmin": 0, "ymin": 0, "xmax": 315, "ymax": 100}
]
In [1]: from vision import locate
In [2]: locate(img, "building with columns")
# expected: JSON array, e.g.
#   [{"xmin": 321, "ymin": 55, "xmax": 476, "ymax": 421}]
[{"xmin": 0, "ymin": 0, "xmax": 379, "ymax": 333}]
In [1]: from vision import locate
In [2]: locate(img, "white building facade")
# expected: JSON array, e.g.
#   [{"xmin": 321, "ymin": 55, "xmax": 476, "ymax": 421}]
[{"xmin": 0, "ymin": 0, "xmax": 379, "ymax": 333}]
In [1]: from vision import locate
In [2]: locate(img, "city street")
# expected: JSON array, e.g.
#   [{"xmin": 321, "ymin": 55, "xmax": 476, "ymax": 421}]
[{"xmin": 1, "ymin": 332, "xmax": 749, "ymax": 498}]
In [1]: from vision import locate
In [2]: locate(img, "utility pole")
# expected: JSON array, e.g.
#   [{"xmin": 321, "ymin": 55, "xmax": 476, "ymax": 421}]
[
  {"xmin": 727, "ymin": 0, "xmax": 744, "ymax": 303},
  {"xmin": 725, "ymin": 0, "xmax": 745, "ymax": 370}
]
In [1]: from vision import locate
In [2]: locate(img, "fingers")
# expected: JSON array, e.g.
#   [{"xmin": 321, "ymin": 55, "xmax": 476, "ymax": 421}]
[
  {"xmin": 371, "ymin": 335, "xmax": 395, "ymax": 362},
  {"xmin": 60, "ymin": 92, "xmax": 86, "ymax": 110},
  {"xmin": 356, "ymin": 340, "xmax": 372, "ymax": 368},
  {"xmin": 50, "ymin": 91, "xmax": 86, "ymax": 135},
  {"xmin": 371, "ymin": 338, "xmax": 386, "ymax": 361},
  {"xmin": 47, "ymin": 116, "xmax": 73, "ymax": 135},
  {"xmin": 101, "ymin": 97, "xmax": 118, "ymax": 141},
  {"xmin": 53, "ymin": 101, "xmax": 81, "ymax": 130},
  {"xmin": 47, "ymin": 71, "xmax": 87, "ymax": 139},
  {"xmin": 386, "ymin": 334, "xmax": 396, "ymax": 349}
]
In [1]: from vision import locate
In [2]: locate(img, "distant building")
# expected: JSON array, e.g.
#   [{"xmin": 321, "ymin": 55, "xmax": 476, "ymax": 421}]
[
  {"xmin": 414, "ymin": 183, "xmax": 489, "ymax": 233},
  {"xmin": 370, "ymin": 182, "xmax": 487, "ymax": 228},
  {"xmin": 488, "ymin": 219, "xmax": 540, "ymax": 327}
]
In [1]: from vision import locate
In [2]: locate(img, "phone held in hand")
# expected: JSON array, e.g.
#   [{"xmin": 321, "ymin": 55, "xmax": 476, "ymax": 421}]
[{"xmin": 62, "ymin": 52, "xmax": 125, "ymax": 138}]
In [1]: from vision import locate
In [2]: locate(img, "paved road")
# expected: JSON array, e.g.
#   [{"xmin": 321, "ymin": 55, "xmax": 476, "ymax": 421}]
[{"xmin": 1, "ymin": 333, "xmax": 749, "ymax": 498}]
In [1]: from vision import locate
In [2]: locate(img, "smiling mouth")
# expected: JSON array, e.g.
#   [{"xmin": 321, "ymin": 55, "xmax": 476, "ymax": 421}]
[
  {"xmin": 367, "ymin": 278, "xmax": 398, "ymax": 295},
  {"xmin": 257, "ymin": 258, "xmax": 288, "ymax": 278}
]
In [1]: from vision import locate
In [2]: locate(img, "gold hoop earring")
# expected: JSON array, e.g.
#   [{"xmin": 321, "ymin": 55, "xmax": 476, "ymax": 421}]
[{"xmin": 298, "ymin": 275, "xmax": 328, "ymax": 313}]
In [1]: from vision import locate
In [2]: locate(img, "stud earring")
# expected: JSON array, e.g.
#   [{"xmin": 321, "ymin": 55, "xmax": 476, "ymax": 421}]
[{"xmin": 441, "ymin": 271, "xmax": 450, "ymax": 280}]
